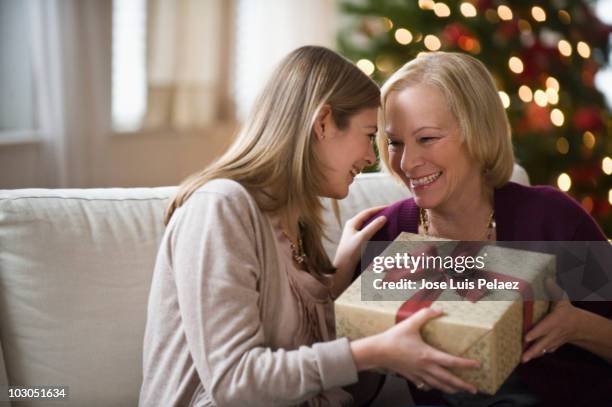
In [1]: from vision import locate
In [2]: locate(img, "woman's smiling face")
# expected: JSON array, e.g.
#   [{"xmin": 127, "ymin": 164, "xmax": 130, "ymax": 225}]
[
  {"xmin": 314, "ymin": 107, "xmax": 378, "ymax": 199},
  {"xmin": 385, "ymin": 84, "xmax": 484, "ymax": 211}
]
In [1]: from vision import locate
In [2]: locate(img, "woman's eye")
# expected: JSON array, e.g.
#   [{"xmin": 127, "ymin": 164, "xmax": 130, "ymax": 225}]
[
  {"xmin": 418, "ymin": 136, "xmax": 437, "ymax": 144},
  {"xmin": 386, "ymin": 138, "xmax": 403, "ymax": 148},
  {"xmin": 368, "ymin": 134, "xmax": 376, "ymax": 143}
]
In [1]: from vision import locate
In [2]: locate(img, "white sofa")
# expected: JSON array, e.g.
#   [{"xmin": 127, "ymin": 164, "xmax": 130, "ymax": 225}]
[{"xmin": 0, "ymin": 168, "xmax": 529, "ymax": 406}]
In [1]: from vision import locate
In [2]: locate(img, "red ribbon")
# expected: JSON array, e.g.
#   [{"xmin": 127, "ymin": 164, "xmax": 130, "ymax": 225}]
[{"xmin": 380, "ymin": 242, "xmax": 535, "ymax": 340}]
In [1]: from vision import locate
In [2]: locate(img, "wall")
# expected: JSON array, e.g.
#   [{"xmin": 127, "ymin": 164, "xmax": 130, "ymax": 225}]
[{"xmin": 0, "ymin": 125, "xmax": 236, "ymax": 189}]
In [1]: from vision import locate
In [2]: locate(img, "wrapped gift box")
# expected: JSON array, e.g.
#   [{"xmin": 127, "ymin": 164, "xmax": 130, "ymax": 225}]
[{"xmin": 335, "ymin": 232, "xmax": 554, "ymax": 394}]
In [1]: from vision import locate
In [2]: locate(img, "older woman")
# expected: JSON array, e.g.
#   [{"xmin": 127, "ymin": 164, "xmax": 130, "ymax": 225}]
[{"xmin": 352, "ymin": 52, "xmax": 612, "ymax": 406}]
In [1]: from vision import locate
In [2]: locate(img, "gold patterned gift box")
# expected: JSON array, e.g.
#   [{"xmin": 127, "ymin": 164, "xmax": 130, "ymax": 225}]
[{"xmin": 335, "ymin": 232, "xmax": 554, "ymax": 394}]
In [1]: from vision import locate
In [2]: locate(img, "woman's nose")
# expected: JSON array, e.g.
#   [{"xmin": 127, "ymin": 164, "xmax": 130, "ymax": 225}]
[
  {"xmin": 400, "ymin": 145, "xmax": 424, "ymax": 173},
  {"xmin": 365, "ymin": 143, "xmax": 376, "ymax": 166}
]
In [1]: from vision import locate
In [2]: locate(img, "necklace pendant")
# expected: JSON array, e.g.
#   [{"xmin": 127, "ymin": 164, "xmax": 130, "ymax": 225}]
[
  {"xmin": 420, "ymin": 207, "xmax": 496, "ymax": 240},
  {"xmin": 282, "ymin": 229, "xmax": 307, "ymax": 265}
]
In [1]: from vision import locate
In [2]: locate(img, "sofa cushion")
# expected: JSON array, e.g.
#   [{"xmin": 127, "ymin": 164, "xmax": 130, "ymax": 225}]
[{"xmin": 0, "ymin": 188, "xmax": 174, "ymax": 406}]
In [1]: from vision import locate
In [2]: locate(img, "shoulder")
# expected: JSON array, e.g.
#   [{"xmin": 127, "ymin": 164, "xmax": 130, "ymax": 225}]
[
  {"xmin": 498, "ymin": 182, "xmax": 585, "ymax": 217},
  {"xmin": 171, "ymin": 179, "xmax": 263, "ymax": 232},
  {"xmin": 377, "ymin": 197, "xmax": 418, "ymax": 219},
  {"xmin": 496, "ymin": 182, "xmax": 606, "ymax": 240},
  {"xmin": 164, "ymin": 179, "xmax": 271, "ymax": 263},
  {"xmin": 498, "ymin": 181, "xmax": 573, "ymax": 207},
  {"xmin": 194, "ymin": 178, "xmax": 254, "ymax": 203},
  {"xmin": 187, "ymin": 179, "xmax": 259, "ymax": 212}
]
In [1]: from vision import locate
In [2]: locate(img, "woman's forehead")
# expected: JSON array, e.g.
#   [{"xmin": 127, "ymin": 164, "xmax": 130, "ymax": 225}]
[
  {"xmin": 385, "ymin": 85, "xmax": 455, "ymax": 130},
  {"xmin": 387, "ymin": 85, "xmax": 446, "ymax": 110}
]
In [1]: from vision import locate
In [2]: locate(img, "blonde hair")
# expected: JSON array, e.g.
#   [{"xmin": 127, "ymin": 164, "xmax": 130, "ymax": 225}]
[
  {"xmin": 378, "ymin": 52, "xmax": 514, "ymax": 188},
  {"xmin": 165, "ymin": 46, "xmax": 380, "ymax": 275}
]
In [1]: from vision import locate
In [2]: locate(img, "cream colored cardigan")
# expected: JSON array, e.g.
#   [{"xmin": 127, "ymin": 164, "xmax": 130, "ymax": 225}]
[{"xmin": 139, "ymin": 179, "xmax": 358, "ymax": 406}]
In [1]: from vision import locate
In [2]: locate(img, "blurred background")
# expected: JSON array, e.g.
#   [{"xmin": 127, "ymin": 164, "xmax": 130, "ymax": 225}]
[{"xmin": 0, "ymin": 0, "xmax": 610, "ymax": 233}]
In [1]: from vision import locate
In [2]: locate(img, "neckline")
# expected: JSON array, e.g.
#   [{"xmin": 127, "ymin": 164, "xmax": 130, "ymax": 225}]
[
  {"xmin": 403, "ymin": 185, "xmax": 508, "ymax": 240},
  {"xmin": 264, "ymin": 213, "xmax": 333, "ymax": 303}
]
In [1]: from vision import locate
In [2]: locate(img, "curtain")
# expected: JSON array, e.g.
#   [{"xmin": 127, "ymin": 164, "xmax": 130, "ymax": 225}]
[
  {"xmin": 144, "ymin": 0, "xmax": 223, "ymax": 130},
  {"xmin": 28, "ymin": 0, "xmax": 110, "ymax": 187}
]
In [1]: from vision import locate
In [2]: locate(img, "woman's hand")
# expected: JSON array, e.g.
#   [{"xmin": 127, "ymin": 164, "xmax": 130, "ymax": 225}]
[
  {"xmin": 351, "ymin": 308, "xmax": 480, "ymax": 395},
  {"xmin": 522, "ymin": 300, "xmax": 582, "ymax": 363},
  {"xmin": 522, "ymin": 278, "xmax": 580, "ymax": 363},
  {"xmin": 331, "ymin": 206, "xmax": 387, "ymax": 298},
  {"xmin": 522, "ymin": 276, "xmax": 612, "ymax": 364},
  {"xmin": 381, "ymin": 308, "xmax": 480, "ymax": 394}
]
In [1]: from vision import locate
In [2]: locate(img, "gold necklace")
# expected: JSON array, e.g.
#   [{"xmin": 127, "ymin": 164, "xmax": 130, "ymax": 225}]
[
  {"xmin": 281, "ymin": 227, "xmax": 307, "ymax": 265},
  {"xmin": 419, "ymin": 207, "xmax": 496, "ymax": 240}
]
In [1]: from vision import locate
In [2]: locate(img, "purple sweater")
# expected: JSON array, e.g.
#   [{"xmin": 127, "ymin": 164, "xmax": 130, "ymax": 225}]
[{"xmin": 359, "ymin": 182, "xmax": 611, "ymax": 406}]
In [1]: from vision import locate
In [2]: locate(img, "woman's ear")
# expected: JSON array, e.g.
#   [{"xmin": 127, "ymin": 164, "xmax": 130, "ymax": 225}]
[{"xmin": 313, "ymin": 105, "xmax": 332, "ymax": 141}]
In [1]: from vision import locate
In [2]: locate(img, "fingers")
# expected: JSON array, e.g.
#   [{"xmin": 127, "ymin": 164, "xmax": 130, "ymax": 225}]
[
  {"xmin": 522, "ymin": 335, "xmax": 560, "ymax": 363},
  {"xmin": 358, "ymin": 215, "xmax": 387, "ymax": 240},
  {"xmin": 421, "ymin": 373, "xmax": 456, "ymax": 394},
  {"xmin": 523, "ymin": 302, "xmax": 575, "ymax": 363},
  {"xmin": 401, "ymin": 373, "xmax": 423, "ymax": 388},
  {"xmin": 400, "ymin": 353, "xmax": 478, "ymax": 394},
  {"xmin": 522, "ymin": 341, "xmax": 545, "ymax": 363},
  {"xmin": 524, "ymin": 313, "xmax": 555, "ymax": 344},
  {"xmin": 426, "ymin": 365, "xmax": 478, "ymax": 394},
  {"xmin": 417, "ymin": 382, "xmax": 432, "ymax": 391},
  {"xmin": 430, "ymin": 348, "xmax": 481, "ymax": 370},
  {"xmin": 348, "ymin": 205, "xmax": 387, "ymax": 229},
  {"xmin": 404, "ymin": 307, "xmax": 445, "ymax": 330},
  {"xmin": 525, "ymin": 301, "xmax": 576, "ymax": 343}
]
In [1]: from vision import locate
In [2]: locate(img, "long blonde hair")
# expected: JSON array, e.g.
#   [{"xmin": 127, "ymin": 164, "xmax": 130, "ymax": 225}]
[
  {"xmin": 165, "ymin": 46, "xmax": 380, "ymax": 275},
  {"xmin": 379, "ymin": 52, "xmax": 515, "ymax": 188}
]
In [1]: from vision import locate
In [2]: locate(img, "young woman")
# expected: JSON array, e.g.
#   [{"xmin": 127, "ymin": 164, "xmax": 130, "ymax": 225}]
[
  {"xmin": 360, "ymin": 51, "xmax": 612, "ymax": 407},
  {"xmin": 138, "ymin": 46, "xmax": 479, "ymax": 406}
]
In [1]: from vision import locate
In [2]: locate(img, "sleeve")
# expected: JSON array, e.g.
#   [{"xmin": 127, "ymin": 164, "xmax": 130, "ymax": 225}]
[
  {"xmin": 169, "ymin": 188, "xmax": 358, "ymax": 406},
  {"xmin": 570, "ymin": 208, "xmax": 612, "ymax": 318}
]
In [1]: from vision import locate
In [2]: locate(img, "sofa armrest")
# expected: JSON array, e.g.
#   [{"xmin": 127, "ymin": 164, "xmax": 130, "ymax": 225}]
[{"xmin": 511, "ymin": 163, "xmax": 530, "ymax": 186}]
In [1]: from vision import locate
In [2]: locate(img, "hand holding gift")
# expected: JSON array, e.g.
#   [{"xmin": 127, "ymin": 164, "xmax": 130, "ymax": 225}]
[
  {"xmin": 522, "ymin": 278, "xmax": 579, "ymax": 362},
  {"xmin": 522, "ymin": 301, "xmax": 582, "ymax": 362},
  {"xmin": 371, "ymin": 307, "xmax": 480, "ymax": 394}
]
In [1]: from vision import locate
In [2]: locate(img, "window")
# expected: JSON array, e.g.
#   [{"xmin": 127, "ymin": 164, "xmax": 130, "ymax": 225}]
[
  {"xmin": 0, "ymin": 0, "xmax": 36, "ymax": 137},
  {"xmin": 112, "ymin": 0, "xmax": 147, "ymax": 132},
  {"xmin": 111, "ymin": 0, "xmax": 226, "ymax": 133},
  {"xmin": 232, "ymin": 0, "xmax": 337, "ymax": 120},
  {"xmin": 111, "ymin": 0, "xmax": 336, "ymax": 130}
]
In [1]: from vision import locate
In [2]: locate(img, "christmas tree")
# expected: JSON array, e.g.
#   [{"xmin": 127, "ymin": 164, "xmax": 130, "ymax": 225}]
[{"xmin": 337, "ymin": 0, "xmax": 612, "ymax": 235}]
